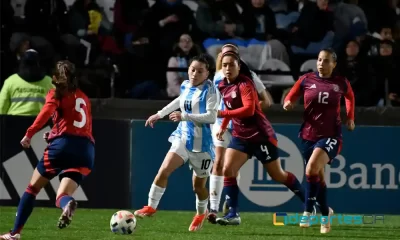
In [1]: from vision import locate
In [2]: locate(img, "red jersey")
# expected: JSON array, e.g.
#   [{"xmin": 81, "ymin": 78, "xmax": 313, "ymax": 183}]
[
  {"xmin": 218, "ymin": 74, "xmax": 276, "ymax": 143},
  {"xmin": 26, "ymin": 88, "xmax": 94, "ymax": 143},
  {"xmin": 284, "ymin": 72, "xmax": 355, "ymax": 141}
]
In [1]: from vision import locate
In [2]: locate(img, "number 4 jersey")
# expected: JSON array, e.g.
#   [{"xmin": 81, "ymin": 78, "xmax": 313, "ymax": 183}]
[
  {"xmin": 284, "ymin": 72, "xmax": 355, "ymax": 142},
  {"xmin": 25, "ymin": 88, "xmax": 94, "ymax": 143}
]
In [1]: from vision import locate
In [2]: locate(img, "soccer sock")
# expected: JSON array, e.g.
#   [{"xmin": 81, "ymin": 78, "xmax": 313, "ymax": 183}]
[
  {"xmin": 55, "ymin": 194, "xmax": 74, "ymax": 209},
  {"xmin": 12, "ymin": 184, "xmax": 40, "ymax": 235},
  {"xmin": 305, "ymin": 175, "xmax": 320, "ymax": 213},
  {"xmin": 224, "ymin": 177, "xmax": 239, "ymax": 213},
  {"xmin": 209, "ymin": 174, "xmax": 224, "ymax": 212},
  {"xmin": 284, "ymin": 171, "xmax": 305, "ymax": 203},
  {"xmin": 317, "ymin": 181, "xmax": 329, "ymax": 216},
  {"xmin": 196, "ymin": 195, "xmax": 209, "ymax": 215},
  {"xmin": 148, "ymin": 183, "xmax": 165, "ymax": 210}
]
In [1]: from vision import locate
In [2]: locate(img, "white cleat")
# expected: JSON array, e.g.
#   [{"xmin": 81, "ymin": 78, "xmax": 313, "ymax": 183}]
[
  {"xmin": 320, "ymin": 207, "xmax": 334, "ymax": 234},
  {"xmin": 299, "ymin": 211, "xmax": 312, "ymax": 228}
]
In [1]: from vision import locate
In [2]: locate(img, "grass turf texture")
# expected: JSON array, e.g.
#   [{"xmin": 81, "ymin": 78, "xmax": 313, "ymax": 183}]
[{"xmin": 0, "ymin": 207, "xmax": 399, "ymax": 240}]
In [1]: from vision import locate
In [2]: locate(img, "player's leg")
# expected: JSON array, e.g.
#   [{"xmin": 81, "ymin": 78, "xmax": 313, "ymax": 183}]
[
  {"xmin": 56, "ymin": 173, "xmax": 82, "ymax": 229},
  {"xmin": 208, "ymin": 124, "xmax": 229, "ymax": 222},
  {"xmin": 317, "ymin": 168, "xmax": 334, "ymax": 233},
  {"xmin": 0, "ymin": 149, "xmax": 58, "ymax": 240},
  {"xmin": 216, "ymin": 137, "xmax": 249, "ymax": 226},
  {"xmin": 263, "ymin": 158, "xmax": 305, "ymax": 203},
  {"xmin": 134, "ymin": 140, "xmax": 186, "ymax": 218},
  {"xmin": 189, "ymin": 154, "xmax": 212, "ymax": 231}
]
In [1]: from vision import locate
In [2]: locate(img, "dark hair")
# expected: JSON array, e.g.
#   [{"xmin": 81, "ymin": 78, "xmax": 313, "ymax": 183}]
[
  {"xmin": 221, "ymin": 51, "xmax": 240, "ymax": 60},
  {"xmin": 189, "ymin": 54, "xmax": 211, "ymax": 71},
  {"xmin": 220, "ymin": 51, "xmax": 254, "ymax": 79},
  {"xmin": 53, "ymin": 60, "xmax": 78, "ymax": 100},
  {"xmin": 222, "ymin": 43, "xmax": 239, "ymax": 54},
  {"xmin": 320, "ymin": 48, "xmax": 337, "ymax": 62}
]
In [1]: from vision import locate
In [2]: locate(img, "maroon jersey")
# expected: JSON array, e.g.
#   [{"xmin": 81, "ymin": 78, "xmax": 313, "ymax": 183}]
[
  {"xmin": 285, "ymin": 72, "xmax": 355, "ymax": 141},
  {"xmin": 218, "ymin": 74, "xmax": 276, "ymax": 143},
  {"xmin": 26, "ymin": 88, "xmax": 94, "ymax": 143}
]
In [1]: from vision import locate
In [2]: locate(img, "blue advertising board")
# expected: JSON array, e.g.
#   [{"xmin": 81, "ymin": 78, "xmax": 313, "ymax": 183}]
[{"xmin": 131, "ymin": 120, "xmax": 400, "ymax": 214}]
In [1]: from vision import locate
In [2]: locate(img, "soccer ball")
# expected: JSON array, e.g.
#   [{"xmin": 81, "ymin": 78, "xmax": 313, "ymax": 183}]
[{"xmin": 110, "ymin": 210, "xmax": 137, "ymax": 234}]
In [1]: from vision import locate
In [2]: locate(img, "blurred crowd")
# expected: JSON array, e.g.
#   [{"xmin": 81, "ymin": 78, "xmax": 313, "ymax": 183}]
[{"xmin": 1, "ymin": 0, "xmax": 400, "ymax": 107}]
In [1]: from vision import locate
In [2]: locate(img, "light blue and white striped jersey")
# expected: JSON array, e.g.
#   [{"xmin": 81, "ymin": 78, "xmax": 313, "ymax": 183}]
[
  {"xmin": 170, "ymin": 79, "xmax": 218, "ymax": 153},
  {"xmin": 213, "ymin": 70, "xmax": 266, "ymax": 128}
]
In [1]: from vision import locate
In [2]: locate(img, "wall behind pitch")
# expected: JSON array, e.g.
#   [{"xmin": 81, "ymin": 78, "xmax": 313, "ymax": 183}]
[{"xmin": 130, "ymin": 121, "xmax": 400, "ymax": 214}]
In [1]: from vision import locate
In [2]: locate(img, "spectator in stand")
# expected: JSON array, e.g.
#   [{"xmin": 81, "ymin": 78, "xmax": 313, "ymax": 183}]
[
  {"xmin": 196, "ymin": 0, "xmax": 245, "ymax": 39},
  {"xmin": 290, "ymin": 0, "xmax": 334, "ymax": 48},
  {"xmin": 166, "ymin": 34, "xmax": 203, "ymax": 98},
  {"xmin": 142, "ymin": 0, "xmax": 196, "ymax": 57},
  {"xmin": 360, "ymin": 25, "xmax": 395, "ymax": 57},
  {"xmin": 337, "ymin": 40, "xmax": 378, "ymax": 106},
  {"xmin": 0, "ymin": 50, "xmax": 54, "ymax": 116},
  {"xmin": 113, "ymin": 0, "xmax": 149, "ymax": 48}
]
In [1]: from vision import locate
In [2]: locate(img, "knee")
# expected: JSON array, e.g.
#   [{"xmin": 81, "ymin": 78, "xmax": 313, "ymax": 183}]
[
  {"xmin": 193, "ymin": 184, "xmax": 206, "ymax": 195},
  {"xmin": 306, "ymin": 160, "xmax": 320, "ymax": 175},
  {"xmin": 212, "ymin": 157, "xmax": 224, "ymax": 175},
  {"xmin": 222, "ymin": 165, "xmax": 235, "ymax": 177}
]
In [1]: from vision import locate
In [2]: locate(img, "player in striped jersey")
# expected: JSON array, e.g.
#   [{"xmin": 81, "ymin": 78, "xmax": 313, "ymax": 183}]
[
  {"xmin": 208, "ymin": 44, "xmax": 274, "ymax": 223},
  {"xmin": 134, "ymin": 54, "xmax": 218, "ymax": 232}
]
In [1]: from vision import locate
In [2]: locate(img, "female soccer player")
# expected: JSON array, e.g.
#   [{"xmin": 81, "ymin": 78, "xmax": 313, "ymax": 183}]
[
  {"xmin": 214, "ymin": 51, "xmax": 305, "ymax": 226},
  {"xmin": 283, "ymin": 48, "xmax": 355, "ymax": 234},
  {"xmin": 208, "ymin": 44, "xmax": 274, "ymax": 223},
  {"xmin": 1, "ymin": 60, "xmax": 94, "ymax": 240},
  {"xmin": 134, "ymin": 54, "xmax": 218, "ymax": 232}
]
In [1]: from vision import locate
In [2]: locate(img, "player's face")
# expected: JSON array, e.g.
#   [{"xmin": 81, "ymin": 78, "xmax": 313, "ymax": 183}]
[
  {"xmin": 188, "ymin": 60, "xmax": 209, "ymax": 86},
  {"xmin": 222, "ymin": 55, "xmax": 240, "ymax": 81},
  {"xmin": 317, "ymin": 51, "xmax": 336, "ymax": 77}
]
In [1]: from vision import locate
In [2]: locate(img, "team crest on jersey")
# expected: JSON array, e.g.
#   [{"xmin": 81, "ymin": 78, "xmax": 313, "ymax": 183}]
[
  {"xmin": 231, "ymin": 91, "xmax": 237, "ymax": 98},
  {"xmin": 332, "ymin": 84, "xmax": 339, "ymax": 92}
]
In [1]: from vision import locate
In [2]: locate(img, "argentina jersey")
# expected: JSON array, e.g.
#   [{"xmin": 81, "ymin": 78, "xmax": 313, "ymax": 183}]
[
  {"xmin": 214, "ymin": 70, "xmax": 233, "ymax": 129},
  {"xmin": 170, "ymin": 80, "xmax": 216, "ymax": 153}
]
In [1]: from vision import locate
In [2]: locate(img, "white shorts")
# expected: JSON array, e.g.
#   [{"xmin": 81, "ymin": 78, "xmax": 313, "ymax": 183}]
[
  {"xmin": 169, "ymin": 138, "xmax": 213, "ymax": 178},
  {"xmin": 211, "ymin": 123, "xmax": 232, "ymax": 148}
]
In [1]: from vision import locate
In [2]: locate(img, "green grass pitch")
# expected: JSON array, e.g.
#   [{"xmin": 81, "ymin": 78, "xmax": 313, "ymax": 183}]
[{"xmin": 1, "ymin": 207, "xmax": 399, "ymax": 240}]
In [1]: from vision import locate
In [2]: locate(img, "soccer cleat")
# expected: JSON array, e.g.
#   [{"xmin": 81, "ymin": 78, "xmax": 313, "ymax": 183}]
[
  {"xmin": 299, "ymin": 211, "xmax": 312, "ymax": 228},
  {"xmin": 216, "ymin": 211, "xmax": 241, "ymax": 226},
  {"xmin": 189, "ymin": 210, "xmax": 208, "ymax": 231},
  {"xmin": 134, "ymin": 206, "xmax": 156, "ymax": 218},
  {"xmin": 58, "ymin": 199, "xmax": 78, "ymax": 229},
  {"xmin": 320, "ymin": 207, "xmax": 334, "ymax": 234},
  {"xmin": 207, "ymin": 209, "xmax": 218, "ymax": 224},
  {"xmin": 0, "ymin": 231, "xmax": 21, "ymax": 240}
]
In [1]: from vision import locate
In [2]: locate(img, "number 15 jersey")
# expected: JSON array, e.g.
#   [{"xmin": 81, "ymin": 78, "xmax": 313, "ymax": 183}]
[{"xmin": 26, "ymin": 88, "xmax": 94, "ymax": 143}]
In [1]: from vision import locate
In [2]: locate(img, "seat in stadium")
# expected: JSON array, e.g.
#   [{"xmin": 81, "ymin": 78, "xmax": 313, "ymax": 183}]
[
  {"xmin": 258, "ymin": 59, "xmax": 295, "ymax": 87},
  {"xmin": 275, "ymin": 12, "xmax": 300, "ymax": 30},
  {"xmin": 291, "ymin": 31, "xmax": 335, "ymax": 55},
  {"xmin": 300, "ymin": 59, "xmax": 317, "ymax": 72}
]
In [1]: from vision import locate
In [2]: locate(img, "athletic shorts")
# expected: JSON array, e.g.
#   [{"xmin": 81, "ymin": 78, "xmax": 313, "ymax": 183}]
[
  {"xmin": 211, "ymin": 123, "xmax": 232, "ymax": 148},
  {"xmin": 301, "ymin": 137, "xmax": 342, "ymax": 164},
  {"xmin": 228, "ymin": 136, "xmax": 279, "ymax": 164},
  {"xmin": 37, "ymin": 135, "xmax": 94, "ymax": 185},
  {"xmin": 169, "ymin": 137, "xmax": 213, "ymax": 178}
]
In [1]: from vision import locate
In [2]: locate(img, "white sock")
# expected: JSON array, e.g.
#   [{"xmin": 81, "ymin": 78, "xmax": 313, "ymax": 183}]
[
  {"xmin": 209, "ymin": 174, "xmax": 224, "ymax": 212},
  {"xmin": 196, "ymin": 195, "xmax": 209, "ymax": 215},
  {"xmin": 148, "ymin": 183, "xmax": 165, "ymax": 210}
]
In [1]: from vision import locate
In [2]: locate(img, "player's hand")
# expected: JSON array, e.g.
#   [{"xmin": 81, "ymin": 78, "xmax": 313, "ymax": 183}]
[
  {"xmin": 145, "ymin": 114, "xmax": 161, "ymax": 128},
  {"xmin": 216, "ymin": 128, "xmax": 226, "ymax": 141},
  {"xmin": 20, "ymin": 136, "xmax": 31, "ymax": 148},
  {"xmin": 43, "ymin": 131, "xmax": 50, "ymax": 143},
  {"xmin": 283, "ymin": 101, "xmax": 293, "ymax": 111},
  {"xmin": 346, "ymin": 119, "xmax": 355, "ymax": 131},
  {"xmin": 169, "ymin": 111, "xmax": 182, "ymax": 122}
]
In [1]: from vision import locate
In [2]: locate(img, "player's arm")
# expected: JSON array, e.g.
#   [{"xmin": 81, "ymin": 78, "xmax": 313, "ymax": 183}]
[
  {"xmin": 284, "ymin": 76, "xmax": 304, "ymax": 104},
  {"xmin": 157, "ymin": 96, "xmax": 180, "ymax": 118},
  {"xmin": 344, "ymin": 79, "xmax": 355, "ymax": 121},
  {"xmin": 0, "ymin": 79, "xmax": 11, "ymax": 114},
  {"xmin": 252, "ymin": 71, "xmax": 273, "ymax": 110},
  {"xmin": 219, "ymin": 82, "xmax": 256, "ymax": 118},
  {"xmin": 182, "ymin": 86, "xmax": 217, "ymax": 124},
  {"xmin": 25, "ymin": 92, "xmax": 59, "ymax": 139}
]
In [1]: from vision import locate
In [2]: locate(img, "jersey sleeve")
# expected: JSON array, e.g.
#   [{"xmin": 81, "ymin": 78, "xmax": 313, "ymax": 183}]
[
  {"xmin": 344, "ymin": 79, "xmax": 355, "ymax": 120},
  {"xmin": 182, "ymin": 84, "xmax": 218, "ymax": 124},
  {"xmin": 284, "ymin": 76, "xmax": 305, "ymax": 103},
  {"xmin": 219, "ymin": 81, "xmax": 256, "ymax": 118},
  {"xmin": 157, "ymin": 96, "xmax": 180, "ymax": 118},
  {"xmin": 0, "ymin": 78, "xmax": 11, "ymax": 114},
  {"xmin": 25, "ymin": 90, "xmax": 59, "ymax": 139},
  {"xmin": 251, "ymin": 71, "xmax": 266, "ymax": 94}
]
